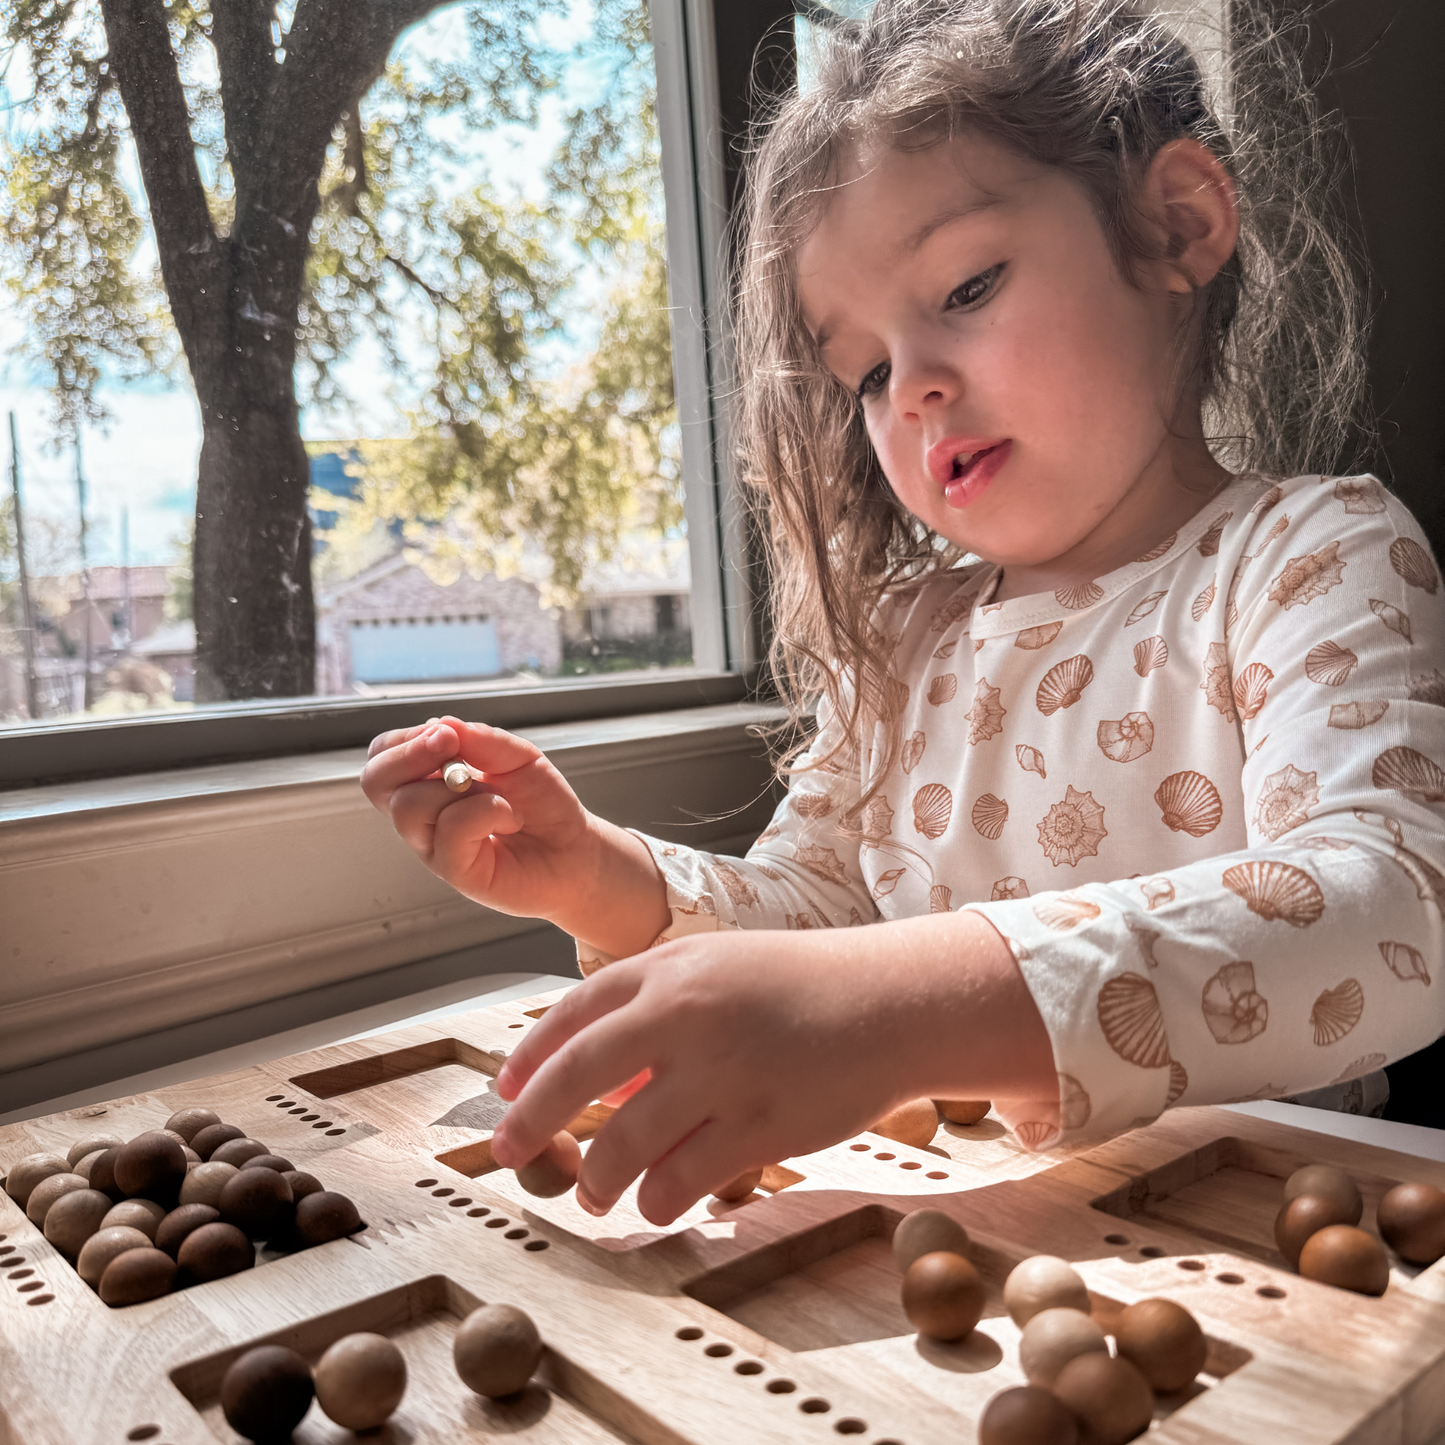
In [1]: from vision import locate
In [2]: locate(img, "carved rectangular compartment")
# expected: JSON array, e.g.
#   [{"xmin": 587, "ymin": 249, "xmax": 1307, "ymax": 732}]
[
  {"xmin": 683, "ymin": 1205, "xmax": 1249, "ymax": 1431},
  {"xmin": 170, "ymin": 1274, "xmax": 660, "ymax": 1444}
]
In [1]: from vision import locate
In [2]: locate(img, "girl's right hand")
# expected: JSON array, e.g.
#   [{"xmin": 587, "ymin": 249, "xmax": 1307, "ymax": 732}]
[{"xmin": 360, "ymin": 716, "xmax": 669, "ymax": 954}]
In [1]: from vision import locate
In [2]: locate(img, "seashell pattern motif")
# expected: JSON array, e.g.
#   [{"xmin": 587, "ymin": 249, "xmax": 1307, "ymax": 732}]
[
  {"xmin": 928, "ymin": 673, "xmax": 958, "ymax": 706},
  {"xmin": 1311, "ymin": 979, "xmax": 1364, "ymax": 1046},
  {"xmin": 912, "ymin": 783, "xmax": 954, "ymax": 840},
  {"xmin": 872, "ymin": 868, "xmax": 905, "ymax": 899},
  {"xmin": 1333, "ymin": 1055, "xmax": 1387, "ymax": 1084},
  {"xmin": 929, "ymin": 585, "xmax": 981, "ymax": 632},
  {"xmin": 1097, "ymin": 711, "xmax": 1154, "ymax": 763},
  {"xmin": 971, "ymin": 793, "xmax": 1009, "ymax": 840},
  {"xmin": 1015, "ymin": 621, "xmax": 1063, "ymax": 650},
  {"xmin": 1328, "ymin": 700, "xmax": 1389, "ymax": 730},
  {"xmin": 794, "ymin": 792, "xmax": 834, "ymax": 819},
  {"xmin": 1372, "ymin": 746, "xmax": 1445, "ymax": 803},
  {"xmin": 1267, "ymin": 541, "xmax": 1346, "ymax": 610},
  {"xmin": 1141, "ymin": 877, "xmax": 1174, "ymax": 911},
  {"xmin": 1252, "ymin": 484, "xmax": 1284, "ymax": 514},
  {"xmin": 1222, "ymin": 861, "xmax": 1324, "ymax": 926},
  {"xmin": 1336, "ymin": 477, "xmax": 1385, "ymax": 513},
  {"xmin": 1058, "ymin": 1073, "xmax": 1092, "ymax": 1131},
  {"xmin": 992, "ymin": 876, "xmax": 1030, "ymax": 900},
  {"xmin": 1411, "ymin": 669, "xmax": 1445, "ymax": 706},
  {"xmin": 1134, "ymin": 635, "xmax": 1168, "ymax": 676},
  {"xmin": 1197, "ymin": 513, "xmax": 1231, "ymax": 556},
  {"xmin": 1125, "ymin": 914, "xmax": 1162, "ymax": 968},
  {"xmin": 1016, "ymin": 744, "xmax": 1046, "ymax": 778},
  {"xmin": 1036, "ymin": 655, "xmax": 1095, "ymax": 715},
  {"xmin": 1038, "ymin": 786, "xmax": 1108, "ymax": 866},
  {"xmin": 1394, "ymin": 848, "xmax": 1445, "ymax": 907},
  {"xmin": 1305, "ymin": 640, "xmax": 1358, "ymax": 685},
  {"xmin": 860, "ymin": 795, "xmax": 894, "ymax": 845},
  {"xmin": 1390, "ymin": 536, "xmax": 1439, "ymax": 593},
  {"xmin": 1200, "ymin": 642, "xmax": 1236, "ymax": 720},
  {"xmin": 1258, "ymin": 514, "xmax": 1290, "ymax": 549},
  {"xmin": 712, "ymin": 860, "xmax": 761, "ymax": 910},
  {"xmin": 1191, "ymin": 579, "xmax": 1216, "ymax": 620},
  {"xmin": 932, "ymin": 640, "xmax": 957, "ymax": 660},
  {"xmin": 1370, "ymin": 598, "xmax": 1412, "ymax": 641},
  {"xmin": 1202, "ymin": 961, "xmax": 1269, "ymax": 1044},
  {"xmin": 1097, "ymin": 973, "xmax": 1171, "ymax": 1069},
  {"xmin": 1232, "ymin": 662, "xmax": 1273, "ymax": 721},
  {"xmin": 1013, "ymin": 1121, "xmax": 1059, "ymax": 1150},
  {"xmin": 1135, "ymin": 533, "xmax": 1177, "ymax": 564},
  {"xmin": 1167, "ymin": 1058, "xmax": 1189, "ymax": 1105},
  {"xmin": 901, "ymin": 731, "xmax": 926, "ymax": 774},
  {"xmin": 1254, "ymin": 764, "xmax": 1320, "ymax": 840},
  {"xmin": 1056, "ymin": 580, "xmax": 1104, "ymax": 610},
  {"xmin": 1125, "ymin": 590, "xmax": 1168, "ymax": 626},
  {"xmin": 1156, "ymin": 770, "xmax": 1223, "ymax": 837},
  {"xmin": 965, "ymin": 678, "xmax": 1007, "ymax": 743},
  {"xmin": 930, "ymin": 884, "xmax": 953, "ymax": 914},
  {"xmin": 1380, "ymin": 941, "xmax": 1430, "ymax": 985},
  {"xmin": 794, "ymin": 845, "xmax": 850, "ymax": 886},
  {"xmin": 1033, "ymin": 893, "xmax": 1102, "ymax": 931}
]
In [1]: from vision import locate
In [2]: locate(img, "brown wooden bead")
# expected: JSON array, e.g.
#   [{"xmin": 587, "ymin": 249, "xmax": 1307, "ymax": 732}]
[
  {"xmin": 712, "ymin": 1168, "xmax": 764, "ymax": 1204},
  {"xmin": 101, "ymin": 1198, "xmax": 167, "ymax": 1241},
  {"xmin": 979, "ymin": 1385, "xmax": 1081, "ymax": 1445},
  {"xmin": 937, "ymin": 1099, "xmax": 992, "ymax": 1126},
  {"xmin": 902, "ymin": 1250, "xmax": 986, "ymax": 1341},
  {"xmin": 43, "ymin": 1188, "xmax": 113, "ymax": 1258},
  {"xmin": 453, "ymin": 1303, "xmax": 542, "ymax": 1397},
  {"xmin": 294, "ymin": 1190, "xmax": 363, "ymax": 1247},
  {"xmin": 189, "ymin": 1123, "xmax": 246, "ymax": 1160},
  {"xmin": 66, "ymin": 1134, "xmax": 124, "ymax": 1167},
  {"xmin": 77, "ymin": 1226, "xmax": 153, "ymax": 1288},
  {"xmin": 179, "ymin": 1161, "xmax": 239, "ymax": 1209},
  {"xmin": 516, "ymin": 1132, "xmax": 581, "ymax": 1198},
  {"xmin": 113, "ymin": 1132, "xmax": 187, "ymax": 1203},
  {"xmin": 239, "ymin": 1153, "xmax": 296, "ymax": 1174},
  {"xmin": 218, "ymin": 1166, "xmax": 294, "ymax": 1240},
  {"xmin": 98, "ymin": 1246, "xmax": 177, "ymax": 1307},
  {"xmin": 1274, "ymin": 1193, "xmax": 1357, "ymax": 1268},
  {"xmin": 314, "ymin": 1332, "xmax": 407, "ymax": 1430},
  {"xmin": 3, "ymin": 1152, "xmax": 69, "ymax": 1207},
  {"xmin": 870, "ymin": 1098, "xmax": 940, "ymax": 1148},
  {"xmin": 1113, "ymin": 1297, "xmax": 1207, "ymax": 1392},
  {"xmin": 87, "ymin": 1147, "xmax": 126, "ymax": 1202},
  {"xmin": 164, "ymin": 1107, "xmax": 221, "ymax": 1142},
  {"xmin": 893, "ymin": 1208, "xmax": 970, "ymax": 1274},
  {"xmin": 282, "ymin": 1170, "xmax": 324, "ymax": 1201},
  {"xmin": 1052, "ymin": 1353, "xmax": 1154, "ymax": 1445},
  {"xmin": 221, "ymin": 1345, "xmax": 315, "ymax": 1441},
  {"xmin": 1377, "ymin": 1182, "xmax": 1445, "ymax": 1265},
  {"xmin": 155, "ymin": 1203, "xmax": 221, "ymax": 1259},
  {"xmin": 210, "ymin": 1138, "xmax": 271, "ymax": 1169},
  {"xmin": 1283, "ymin": 1164, "xmax": 1362, "ymax": 1224},
  {"xmin": 25, "ymin": 1172, "xmax": 89, "ymax": 1226},
  {"xmin": 177, "ymin": 1221, "xmax": 255, "ymax": 1284},
  {"xmin": 1299, "ymin": 1224, "xmax": 1390, "ymax": 1296}
]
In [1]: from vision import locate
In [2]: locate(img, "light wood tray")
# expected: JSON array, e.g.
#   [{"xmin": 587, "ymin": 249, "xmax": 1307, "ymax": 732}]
[{"xmin": 3, "ymin": 985, "xmax": 1444, "ymax": 1444}]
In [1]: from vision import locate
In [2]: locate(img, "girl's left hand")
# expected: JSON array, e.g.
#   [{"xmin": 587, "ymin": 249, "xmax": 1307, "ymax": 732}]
[{"xmin": 491, "ymin": 914, "xmax": 1055, "ymax": 1225}]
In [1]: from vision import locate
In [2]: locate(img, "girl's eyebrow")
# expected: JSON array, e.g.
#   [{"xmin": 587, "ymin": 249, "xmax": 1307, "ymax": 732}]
[{"xmin": 901, "ymin": 197, "xmax": 1001, "ymax": 256}]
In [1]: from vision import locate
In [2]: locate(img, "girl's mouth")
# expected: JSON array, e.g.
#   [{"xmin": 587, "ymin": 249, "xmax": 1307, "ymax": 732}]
[{"xmin": 927, "ymin": 438, "xmax": 1012, "ymax": 508}]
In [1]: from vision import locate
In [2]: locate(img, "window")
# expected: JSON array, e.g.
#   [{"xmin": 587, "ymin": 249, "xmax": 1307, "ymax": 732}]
[{"xmin": 1, "ymin": 0, "xmax": 753, "ymax": 782}]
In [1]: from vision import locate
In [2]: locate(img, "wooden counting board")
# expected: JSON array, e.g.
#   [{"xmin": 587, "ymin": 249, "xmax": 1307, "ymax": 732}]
[{"xmin": 4, "ymin": 984, "xmax": 1445, "ymax": 1444}]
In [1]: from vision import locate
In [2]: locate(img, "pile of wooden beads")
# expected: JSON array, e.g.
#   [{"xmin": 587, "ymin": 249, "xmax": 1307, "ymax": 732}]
[{"xmin": 3, "ymin": 1107, "xmax": 363, "ymax": 1307}]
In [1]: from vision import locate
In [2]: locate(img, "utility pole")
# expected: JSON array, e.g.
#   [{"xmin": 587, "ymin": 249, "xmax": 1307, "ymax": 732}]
[
  {"xmin": 7, "ymin": 412, "xmax": 40, "ymax": 721},
  {"xmin": 76, "ymin": 427, "xmax": 94, "ymax": 709}
]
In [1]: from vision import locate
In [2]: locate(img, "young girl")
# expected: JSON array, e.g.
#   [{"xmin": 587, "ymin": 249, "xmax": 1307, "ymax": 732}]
[{"xmin": 362, "ymin": 0, "xmax": 1445, "ymax": 1225}]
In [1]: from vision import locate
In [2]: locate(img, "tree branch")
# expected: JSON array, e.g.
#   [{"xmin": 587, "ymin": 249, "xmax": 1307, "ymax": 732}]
[
  {"xmin": 208, "ymin": 0, "xmax": 275, "ymax": 189},
  {"xmin": 97, "ymin": 0, "xmax": 220, "ymax": 360}
]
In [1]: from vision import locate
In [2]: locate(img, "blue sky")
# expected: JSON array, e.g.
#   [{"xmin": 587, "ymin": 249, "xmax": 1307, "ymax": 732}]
[{"xmin": 0, "ymin": 0, "xmax": 633, "ymax": 569}]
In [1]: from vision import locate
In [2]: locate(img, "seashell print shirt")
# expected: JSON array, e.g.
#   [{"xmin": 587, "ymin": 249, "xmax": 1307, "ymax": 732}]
[{"xmin": 583, "ymin": 474, "xmax": 1445, "ymax": 1147}]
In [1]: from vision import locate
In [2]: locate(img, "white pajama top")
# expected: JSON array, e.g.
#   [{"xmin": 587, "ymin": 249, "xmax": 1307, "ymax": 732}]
[{"xmin": 585, "ymin": 474, "xmax": 1445, "ymax": 1147}]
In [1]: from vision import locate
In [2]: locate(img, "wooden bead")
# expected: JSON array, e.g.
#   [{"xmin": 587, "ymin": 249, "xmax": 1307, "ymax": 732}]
[
  {"xmin": 219, "ymin": 1167, "xmax": 294, "ymax": 1240},
  {"xmin": 1377, "ymin": 1182, "xmax": 1445, "ymax": 1264},
  {"xmin": 712, "ymin": 1168, "xmax": 764, "ymax": 1204},
  {"xmin": 937, "ymin": 1099, "xmax": 992, "ymax": 1126},
  {"xmin": 1003, "ymin": 1255, "xmax": 1091, "ymax": 1327},
  {"xmin": 454, "ymin": 1303, "xmax": 542, "ymax": 1398},
  {"xmin": 177, "ymin": 1221, "xmax": 255, "ymax": 1284},
  {"xmin": 1018, "ymin": 1308, "xmax": 1108, "ymax": 1388},
  {"xmin": 516, "ymin": 1132, "xmax": 582, "ymax": 1198},
  {"xmin": 1274, "ymin": 1193, "xmax": 1356, "ymax": 1268},
  {"xmin": 221, "ymin": 1345, "xmax": 315, "ymax": 1442},
  {"xmin": 101, "ymin": 1198, "xmax": 167, "ymax": 1242},
  {"xmin": 282, "ymin": 1170, "xmax": 324, "ymax": 1201},
  {"xmin": 1052, "ymin": 1352, "xmax": 1154, "ymax": 1445},
  {"xmin": 210, "ymin": 1138, "xmax": 270, "ymax": 1169},
  {"xmin": 164, "ymin": 1107, "xmax": 221, "ymax": 1142},
  {"xmin": 43, "ymin": 1188, "xmax": 113, "ymax": 1257},
  {"xmin": 155, "ymin": 1203, "xmax": 221, "ymax": 1259},
  {"xmin": 190, "ymin": 1123, "xmax": 246, "ymax": 1160},
  {"xmin": 25, "ymin": 1172, "xmax": 89, "ymax": 1226},
  {"xmin": 1113, "ymin": 1297, "xmax": 1207, "ymax": 1392},
  {"xmin": 901, "ymin": 1250, "xmax": 986, "ymax": 1341},
  {"xmin": 113, "ymin": 1132, "xmax": 187, "ymax": 1203},
  {"xmin": 66, "ymin": 1134, "xmax": 123, "ymax": 1167},
  {"xmin": 443, "ymin": 759, "xmax": 474, "ymax": 792},
  {"xmin": 87, "ymin": 1147, "xmax": 126, "ymax": 1202},
  {"xmin": 77, "ymin": 1226, "xmax": 153, "ymax": 1288},
  {"xmin": 979, "ymin": 1385, "xmax": 1081, "ymax": 1445},
  {"xmin": 870, "ymin": 1098, "xmax": 940, "ymax": 1148},
  {"xmin": 73, "ymin": 1150, "xmax": 107, "ymax": 1182},
  {"xmin": 892, "ymin": 1207, "xmax": 970, "ymax": 1274},
  {"xmin": 4, "ymin": 1152, "xmax": 70, "ymax": 1208},
  {"xmin": 314, "ymin": 1332, "xmax": 408, "ymax": 1430},
  {"xmin": 99, "ymin": 1246, "xmax": 177, "ymax": 1307},
  {"xmin": 1298, "ymin": 1224, "xmax": 1390, "ymax": 1296},
  {"xmin": 180, "ymin": 1161, "xmax": 239, "ymax": 1208},
  {"xmin": 294, "ymin": 1190, "xmax": 363, "ymax": 1247},
  {"xmin": 239, "ymin": 1153, "xmax": 296, "ymax": 1174},
  {"xmin": 1283, "ymin": 1164, "xmax": 1362, "ymax": 1224}
]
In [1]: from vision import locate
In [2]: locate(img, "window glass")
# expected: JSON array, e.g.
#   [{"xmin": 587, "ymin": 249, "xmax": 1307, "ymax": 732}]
[{"xmin": 0, "ymin": 0, "xmax": 691, "ymax": 727}]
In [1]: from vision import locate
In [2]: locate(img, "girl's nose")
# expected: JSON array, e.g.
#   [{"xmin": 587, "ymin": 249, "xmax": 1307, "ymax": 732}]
[{"xmin": 889, "ymin": 350, "xmax": 961, "ymax": 421}]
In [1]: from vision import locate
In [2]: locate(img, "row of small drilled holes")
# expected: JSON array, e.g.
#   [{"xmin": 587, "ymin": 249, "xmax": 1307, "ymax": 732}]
[
  {"xmin": 1101, "ymin": 1232, "xmax": 1286, "ymax": 1300},
  {"xmin": 847, "ymin": 1142, "xmax": 950, "ymax": 1181},
  {"xmin": 265, "ymin": 1094, "xmax": 347, "ymax": 1136},
  {"xmin": 413, "ymin": 1179, "xmax": 550, "ymax": 1252},
  {"xmin": 674, "ymin": 1327, "xmax": 897, "ymax": 1441},
  {"xmin": 0, "ymin": 1233, "xmax": 53, "ymax": 1307}
]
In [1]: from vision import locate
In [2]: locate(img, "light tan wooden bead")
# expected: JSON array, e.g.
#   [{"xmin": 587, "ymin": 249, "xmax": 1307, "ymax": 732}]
[
  {"xmin": 26, "ymin": 1172, "xmax": 89, "ymax": 1226},
  {"xmin": 870, "ymin": 1098, "xmax": 940, "ymax": 1148},
  {"xmin": 4, "ymin": 1152, "xmax": 70, "ymax": 1207},
  {"xmin": 1283, "ymin": 1164, "xmax": 1362, "ymax": 1224},
  {"xmin": 713, "ymin": 1169, "xmax": 764, "ymax": 1203},
  {"xmin": 164, "ymin": 1107, "xmax": 221, "ymax": 1142},
  {"xmin": 516, "ymin": 1131, "xmax": 581, "ymax": 1199},
  {"xmin": 1018, "ymin": 1307, "xmax": 1108, "ymax": 1388},
  {"xmin": 77, "ymin": 1225, "xmax": 153, "ymax": 1288},
  {"xmin": 102, "ymin": 1198, "xmax": 167, "ymax": 1241},
  {"xmin": 443, "ymin": 759, "xmax": 474, "ymax": 792},
  {"xmin": 892, "ymin": 1208, "xmax": 970, "ymax": 1274},
  {"xmin": 179, "ymin": 1160, "xmax": 239, "ymax": 1208},
  {"xmin": 66, "ymin": 1134, "xmax": 124, "ymax": 1167},
  {"xmin": 1003, "ymin": 1255, "xmax": 1091, "ymax": 1326},
  {"xmin": 314, "ymin": 1333, "xmax": 408, "ymax": 1430},
  {"xmin": 43, "ymin": 1187, "xmax": 114, "ymax": 1257}
]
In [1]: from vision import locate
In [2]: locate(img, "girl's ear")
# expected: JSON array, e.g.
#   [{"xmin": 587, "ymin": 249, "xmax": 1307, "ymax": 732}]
[{"xmin": 1143, "ymin": 138, "xmax": 1239, "ymax": 294}]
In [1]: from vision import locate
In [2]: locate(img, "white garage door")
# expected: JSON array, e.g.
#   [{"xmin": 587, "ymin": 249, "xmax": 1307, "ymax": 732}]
[{"xmin": 350, "ymin": 617, "xmax": 501, "ymax": 683}]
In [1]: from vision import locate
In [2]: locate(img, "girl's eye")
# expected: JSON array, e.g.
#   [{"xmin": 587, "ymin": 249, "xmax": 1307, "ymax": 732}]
[
  {"xmin": 856, "ymin": 360, "xmax": 890, "ymax": 400},
  {"xmin": 947, "ymin": 263, "xmax": 1005, "ymax": 309}
]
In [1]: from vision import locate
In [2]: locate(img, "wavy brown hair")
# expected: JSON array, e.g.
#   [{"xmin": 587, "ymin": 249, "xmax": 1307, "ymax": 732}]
[{"xmin": 730, "ymin": 0, "xmax": 1371, "ymax": 780}]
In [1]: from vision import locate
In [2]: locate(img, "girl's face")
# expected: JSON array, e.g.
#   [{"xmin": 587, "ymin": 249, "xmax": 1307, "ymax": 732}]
[{"xmin": 796, "ymin": 133, "xmax": 1225, "ymax": 583}]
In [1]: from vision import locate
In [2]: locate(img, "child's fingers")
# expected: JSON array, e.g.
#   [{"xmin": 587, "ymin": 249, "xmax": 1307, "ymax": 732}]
[
  {"xmin": 575, "ymin": 1080, "xmax": 707, "ymax": 1216},
  {"xmin": 360, "ymin": 722, "xmax": 457, "ymax": 811},
  {"xmin": 633, "ymin": 1120, "xmax": 758, "ymax": 1227},
  {"xmin": 437, "ymin": 717, "xmax": 548, "ymax": 779},
  {"xmin": 366, "ymin": 718, "xmax": 438, "ymax": 761}
]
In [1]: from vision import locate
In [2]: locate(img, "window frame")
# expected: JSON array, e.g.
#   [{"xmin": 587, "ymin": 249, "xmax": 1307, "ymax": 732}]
[{"xmin": 0, "ymin": 0, "xmax": 758, "ymax": 790}]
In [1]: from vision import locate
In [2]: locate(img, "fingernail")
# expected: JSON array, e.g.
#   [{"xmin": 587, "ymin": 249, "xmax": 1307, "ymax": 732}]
[
  {"xmin": 576, "ymin": 1186, "xmax": 607, "ymax": 1216},
  {"xmin": 425, "ymin": 716, "xmax": 441, "ymax": 726}
]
